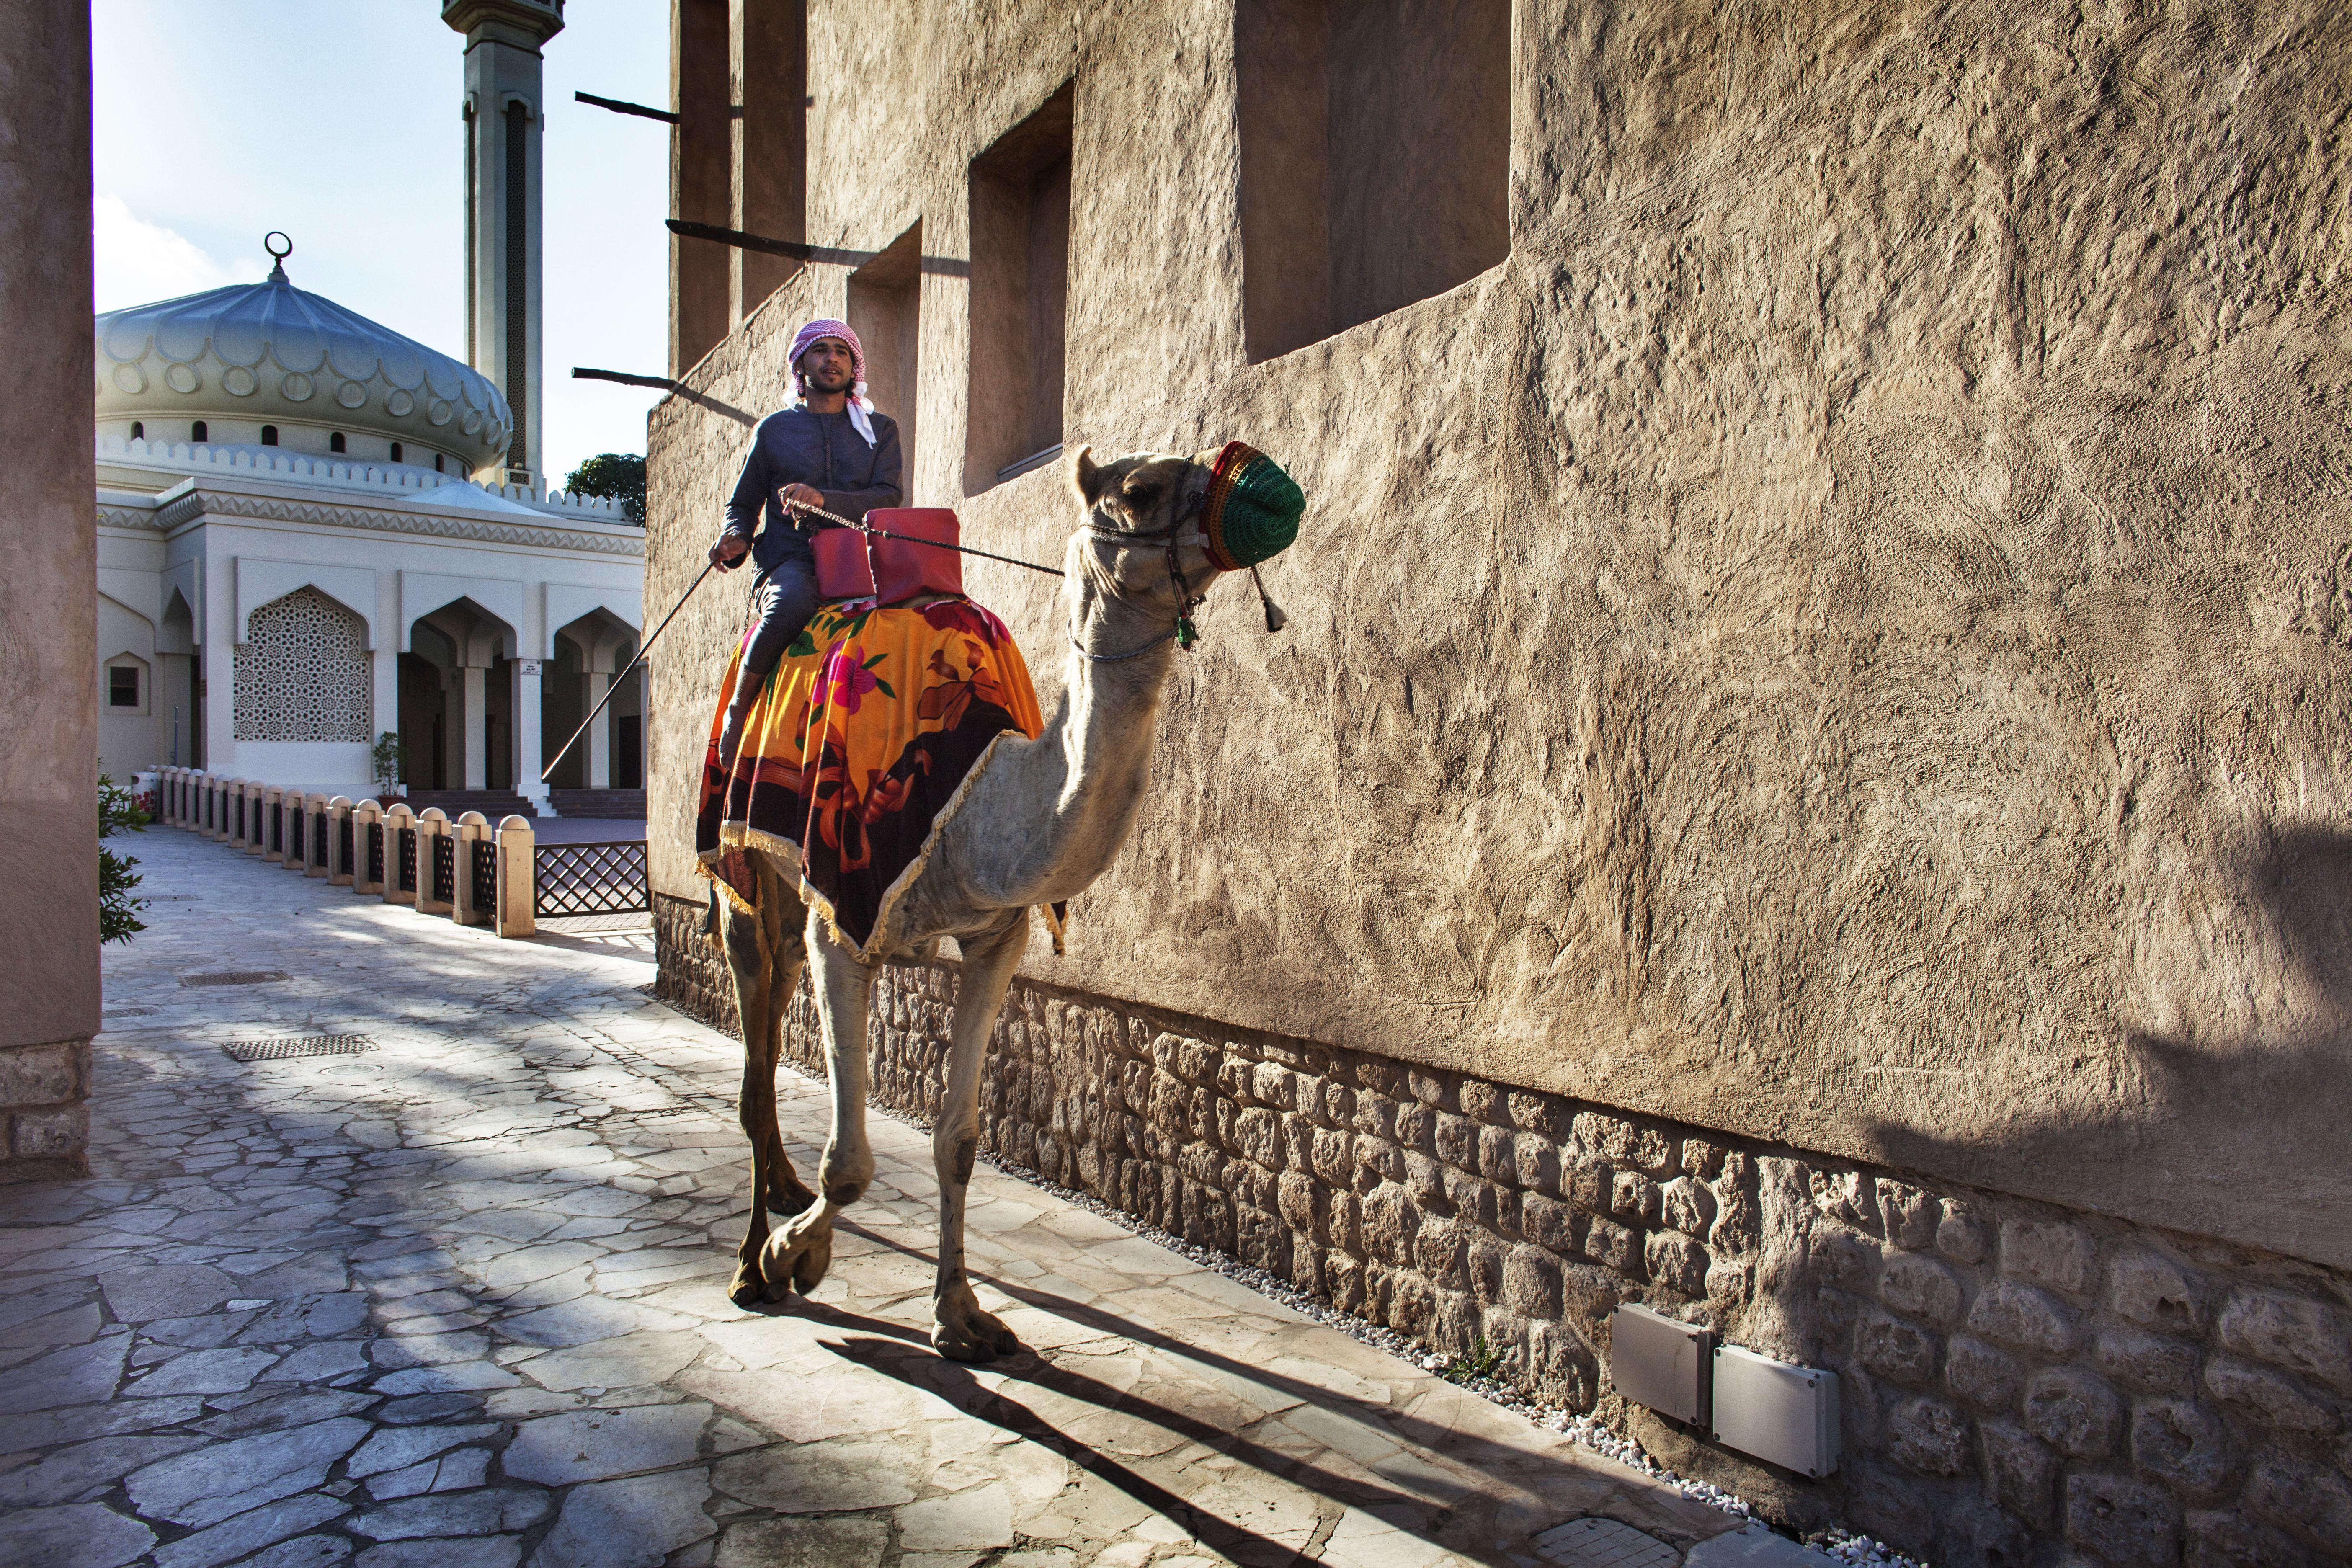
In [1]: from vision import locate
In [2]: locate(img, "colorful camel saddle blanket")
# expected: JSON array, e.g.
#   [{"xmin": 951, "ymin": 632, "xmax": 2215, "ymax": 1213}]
[{"xmin": 696, "ymin": 597, "xmax": 1050, "ymax": 959}]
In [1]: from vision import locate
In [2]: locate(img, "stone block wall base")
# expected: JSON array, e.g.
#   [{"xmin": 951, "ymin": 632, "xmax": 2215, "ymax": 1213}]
[
  {"xmin": 0, "ymin": 1036, "xmax": 91, "ymax": 1180},
  {"xmin": 652, "ymin": 915, "xmax": 2352, "ymax": 1566}
]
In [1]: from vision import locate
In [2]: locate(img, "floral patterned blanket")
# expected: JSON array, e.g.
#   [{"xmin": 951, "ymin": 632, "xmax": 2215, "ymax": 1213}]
[{"xmin": 696, "ymin": 597, "xmax": 1049, "ymax": 958}]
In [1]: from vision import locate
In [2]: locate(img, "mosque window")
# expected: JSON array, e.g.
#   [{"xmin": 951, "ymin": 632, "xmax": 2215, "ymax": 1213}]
[
  {"xmin": 391, "ymin": 441, "xmax": 404, "ymax": 463},
  {"xmin": 108, "ymin": 665, "xmax": 140, "ymax": 709},
  {"xmin": 129, "ymin": 421, "xmax": 143, "ymax": 440},
  {"xmin": 435, "ymin": 454, "xmax": 446, "ymax": 473},
  {"xmin": 967, "ymin": 84, "xmax": 1072, "ymax": 491},
  {"xmin": 192, "ymin": 420, "xmax": 208, "ymax": 443},
  {"xmin": 233, "ymin": 587, "xmax": 371, "ymax": 743},
  {"xmin": 330, "ymin": 432, "xmax": 347, "ymax": 454},
  {"xmin": 261, "ymin": 425, "xmax": 278, "ymax": 446},
  {"xmin": 1236, "ymin": 0, "xmax": 1511, "ymax": 361}
]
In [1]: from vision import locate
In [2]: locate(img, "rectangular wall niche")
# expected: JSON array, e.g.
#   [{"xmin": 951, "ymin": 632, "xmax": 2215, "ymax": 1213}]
[
  {"xmin": 966, "ymin": 84, "xmax": 1073, "ymax": 493},
  {"xmin": 848, "ymin": 222, "xmax": 921, "ymax": 498},
  {"xmin": 731, "ymin": 0, "xmax": 806, "ymax": 326},
  {"xmin": 1237, "ymin": 0, "xmax": 1511, "ymax": 362}
]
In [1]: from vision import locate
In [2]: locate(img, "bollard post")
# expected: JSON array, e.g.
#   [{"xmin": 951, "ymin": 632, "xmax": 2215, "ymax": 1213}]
[
  {"xmin": 494, "ymin": 815, "xmax": 535, "ymax": 937},
  {"xmin": 453, "ymin": 811, "xmax": 491, "ymax": 926},
  {"xmin": 227, "ymin": 780, "xmax": 248, "ymax": 850},
  {"xmin": 382, "ymin": 802, "xmax": 418, "ymax": 905},
  {"xmin": 263, "ymin": 784, "xmax": 287, "ymax": 862},
  {"xmin": 301, "ymin": 792, "xmax": 326, "ymax": 876},
  {"xmin": 213, "ymin": 775, "xmax": 230, "ymax": 841},
  {"xmin": 350, "ymin": 799, "xmax": 384, "ymax": 895},
  {"xmin": 415, "ymin": 808, "xmax": 453, "ymax": 916},
  {"xmin": 327, "ymin": 797, "xmax": 354, "ymax": 885}
]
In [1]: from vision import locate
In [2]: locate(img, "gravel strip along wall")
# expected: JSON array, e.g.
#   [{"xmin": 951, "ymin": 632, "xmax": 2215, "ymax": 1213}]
[{"xmin": 654, "ymin": 898, "xmax": 2352, "ymax": 1567}]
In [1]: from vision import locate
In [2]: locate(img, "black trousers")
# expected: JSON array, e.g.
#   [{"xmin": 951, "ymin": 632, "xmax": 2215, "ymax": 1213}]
[{"xmin": 738, "ymin": 555, "xmax": 821, "ymax": 686}]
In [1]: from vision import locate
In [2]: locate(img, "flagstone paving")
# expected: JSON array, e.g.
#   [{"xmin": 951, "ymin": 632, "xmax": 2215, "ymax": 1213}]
[{"xmin": 0, "ymin": 829, "xmax": 1750, "ymax": 1567}]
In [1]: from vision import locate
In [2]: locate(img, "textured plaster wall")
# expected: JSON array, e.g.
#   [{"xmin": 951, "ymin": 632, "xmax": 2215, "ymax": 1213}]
[
  {"xmin": 649, "ymin": 0, "xmax": 2352, "ymax": 1270},
  {"xmin": 0, "ymin": 0, "xmax": 99, "ymax": 1176}
]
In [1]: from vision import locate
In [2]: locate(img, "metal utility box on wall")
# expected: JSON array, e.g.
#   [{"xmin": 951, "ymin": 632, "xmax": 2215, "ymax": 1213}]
[
  {"xmin": 1712, "ymin": 1344, "xmax": 1840, "ymax": 1477},
  {"xmin": 1609, "ymin": 1304, "xmax": 1714, "ymax": 1424}
]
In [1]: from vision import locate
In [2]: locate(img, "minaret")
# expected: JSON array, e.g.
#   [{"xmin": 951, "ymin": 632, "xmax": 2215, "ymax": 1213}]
[{"xmin": 444, "ymin": 0, "xmax": 564, "ymax": 489}]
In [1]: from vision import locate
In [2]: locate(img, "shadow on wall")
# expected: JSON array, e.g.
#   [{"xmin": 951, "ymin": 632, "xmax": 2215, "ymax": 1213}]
[{"xmin": 1867, "ymin": 823, "xmax": 2352, "ymax": 1269}]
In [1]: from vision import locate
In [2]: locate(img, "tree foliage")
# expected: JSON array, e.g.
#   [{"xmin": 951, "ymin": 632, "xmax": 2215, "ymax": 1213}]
[
  {"xmin": 99, "ymin": 772, "xmax": 149, "ymax": 944},
  {"xmin": 565, "ymin": 452, "xmax": 646, "ymax": 523}
]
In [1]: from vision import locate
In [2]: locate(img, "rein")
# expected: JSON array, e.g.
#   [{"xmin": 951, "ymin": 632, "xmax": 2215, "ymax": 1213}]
[{"xmin": 772, "ymin": 491, "xmax": 1276, "ymax": 663}]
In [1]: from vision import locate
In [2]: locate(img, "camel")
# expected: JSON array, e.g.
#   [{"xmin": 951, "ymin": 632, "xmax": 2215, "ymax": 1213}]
[{"xmin": 713, "ymin": 443, "xmax": 1254, "ymax": 1362}]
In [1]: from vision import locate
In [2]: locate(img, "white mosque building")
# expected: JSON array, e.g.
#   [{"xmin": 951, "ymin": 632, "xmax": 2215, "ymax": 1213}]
[{"xmin": 93, "ymin": 0, "xmax": 645, "ymax": 817}]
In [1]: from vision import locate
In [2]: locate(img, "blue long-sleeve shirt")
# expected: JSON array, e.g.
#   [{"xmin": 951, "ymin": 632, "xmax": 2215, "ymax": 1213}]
[{"xmin": 722, "ymin": 405, "xmax": 903, "ymax": 573}]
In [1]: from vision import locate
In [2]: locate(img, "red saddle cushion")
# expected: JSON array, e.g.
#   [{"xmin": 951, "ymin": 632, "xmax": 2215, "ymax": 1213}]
[
  {"xmin": 812, "ymin": 526, "xmax": 877, "ymax": 599},
  {"xmin": 866, "ymin": 508, "xmax": 963, "ymax": 603}
]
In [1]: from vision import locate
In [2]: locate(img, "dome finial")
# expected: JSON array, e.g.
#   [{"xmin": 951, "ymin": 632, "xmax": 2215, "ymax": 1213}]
[{"xmin": 264, "ymin": 231, "xmax": 293, "ymax": 283}]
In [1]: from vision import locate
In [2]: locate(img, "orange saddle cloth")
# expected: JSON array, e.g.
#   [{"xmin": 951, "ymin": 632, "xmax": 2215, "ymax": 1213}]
[{"xmin": 695, "ymin": 596, "xmax": 1047, "ymax": 957}]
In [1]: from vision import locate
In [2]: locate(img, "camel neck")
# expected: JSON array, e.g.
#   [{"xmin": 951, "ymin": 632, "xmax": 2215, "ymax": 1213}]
[{"xmin": 953, "ymin": 565, "xmax": 1178, "ymax": 910}]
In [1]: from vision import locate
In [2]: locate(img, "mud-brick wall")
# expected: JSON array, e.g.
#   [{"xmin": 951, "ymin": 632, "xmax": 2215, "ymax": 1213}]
[{"xmin": 655, "ymin": 898, "xmax": 2352, "ymax": 1567}]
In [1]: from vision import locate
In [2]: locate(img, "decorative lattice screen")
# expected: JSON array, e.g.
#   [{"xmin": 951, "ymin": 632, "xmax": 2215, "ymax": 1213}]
[{"xmin": 234, "ymin": 586, "xmax": 371, "ymax": 742}]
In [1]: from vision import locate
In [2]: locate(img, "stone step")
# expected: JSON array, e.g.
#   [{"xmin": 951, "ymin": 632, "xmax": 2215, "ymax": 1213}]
[
  {"xmin": 380, "ymin": 789, "xmax": 536, "ymax": 820},
  {"xmin": 548, "ymin": 789, "xmax": 647, "ymax": 819}
]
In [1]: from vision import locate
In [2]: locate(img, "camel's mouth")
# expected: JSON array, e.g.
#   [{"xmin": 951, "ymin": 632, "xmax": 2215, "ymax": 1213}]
[{"xmin": 1197, "ymin": 441, "xmax": 1304, "ymax": 571}]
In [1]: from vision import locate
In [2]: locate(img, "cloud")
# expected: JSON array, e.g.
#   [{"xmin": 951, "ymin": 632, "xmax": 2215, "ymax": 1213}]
[{"xmin": 93, "ymin": 195, "xmax": 259, "ymax": 311}]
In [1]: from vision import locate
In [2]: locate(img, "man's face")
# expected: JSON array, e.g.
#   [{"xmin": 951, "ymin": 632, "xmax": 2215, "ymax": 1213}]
[{"xmin": 798, "ymin": 337, "xmax": 854, "ymax": 392}]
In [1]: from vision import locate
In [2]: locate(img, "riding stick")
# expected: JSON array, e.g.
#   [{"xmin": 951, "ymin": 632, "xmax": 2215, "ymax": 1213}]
[{"xmin": 541, "ymin": 561, "xmax": 714, "ymax": 783}]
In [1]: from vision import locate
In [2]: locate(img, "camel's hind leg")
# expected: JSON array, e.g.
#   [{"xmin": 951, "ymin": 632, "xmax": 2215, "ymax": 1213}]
[
  {"xmin": 929, "ymin": 912, "xmax": 1028, "ymax": 1362},
  {"xmin": 756, "ymin": 910, "xmax": 879, "ymax": 1295},
  {"xmin": 754, "ymin": 870, "xmax": 816, "ymax": 1218},
  {"xmin": 717, "ymin": 860, "xmax": 814, "ymax": 1308}
]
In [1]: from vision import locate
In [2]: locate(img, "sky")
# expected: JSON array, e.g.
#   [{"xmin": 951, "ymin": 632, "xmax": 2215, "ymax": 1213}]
[{"xmin": 93, "ymin": 0, "xmax": 673, "ymax": 487}]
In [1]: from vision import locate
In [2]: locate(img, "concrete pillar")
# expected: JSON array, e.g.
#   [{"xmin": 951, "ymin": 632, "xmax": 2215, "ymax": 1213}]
[
  {"xmin": 0, "ymin": 0, "xmax": 100, "ymax": 1181},
  {"xmin": 415, "ymin": 808, "xmax": 454, "ymax": 916},
  {"xmin": 444, "ymin": 0, "xmax": 562, "ymax": 487},
  {"xmin": 303, "ymin": 792, "xmax": 329, "ymax": 877},
  {"xmin": 261, "ymin": 784, "xmax": 284, "ymax": 862},
  {"xmin": 383, "ymin": 802, "xmax": 418, "ymax": 905},
  {"xmin": 371, "ymin": 646, "xmax": 400, "ymax": 783},
  {"xmin": 494, "ymin": 815, "xmax": 536, "ymax": 937},
  {"xmin": 456, "ymin": 663, "xmax": 490, "ymax": 789},
  {"xmin": 583, "ymin": 669, "xmax": 612, "ymax": 788},
  {"xmin": 327, "ymin": 797, "xmax": 354, "ymax": 885},
  {"xmin": 351, "ymin": 799, "xmax": 384, "ymax": 896},
  {"xmin": 454, "ymin": 810, "xmax": 491, "ymax": 926},
  {"xmin": 511, "ymin": 656, "xmax": 549, "ymax": 815}
]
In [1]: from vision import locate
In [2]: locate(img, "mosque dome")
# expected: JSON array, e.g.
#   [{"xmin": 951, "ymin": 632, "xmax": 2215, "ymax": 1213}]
[{"xmin": 94, "ymin": 245, "xmax": 512, "ymax": 470}]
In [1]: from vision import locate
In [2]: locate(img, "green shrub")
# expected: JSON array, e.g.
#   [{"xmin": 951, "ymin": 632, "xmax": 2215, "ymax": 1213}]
[{"xmin": 99, "ymin": 771, "xmax": 149, "ymax": 944}]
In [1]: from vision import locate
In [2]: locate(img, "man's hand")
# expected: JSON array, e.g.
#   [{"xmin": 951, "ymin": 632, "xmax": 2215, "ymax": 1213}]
[
  {"xmin": 708, "ymin": 533, "xmax": 750, "ymax": 571},
  {"xmin": 779, "ymin": 483, "xmax": 825, "ymax": 515}
]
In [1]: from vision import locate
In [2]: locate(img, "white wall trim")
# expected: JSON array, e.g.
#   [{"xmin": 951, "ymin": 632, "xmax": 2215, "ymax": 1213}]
[{"xmin": 235, "ymin": 558, "xmax": 384, "ymax": 649}]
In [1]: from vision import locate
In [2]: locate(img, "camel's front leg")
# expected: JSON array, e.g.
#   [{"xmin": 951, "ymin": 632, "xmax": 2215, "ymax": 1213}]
[
  {"xmin": 757, "ymin": 912, "xmax": 879, "ymax": 1295},
  {"xmin": 717, "ymin": 882, "xmax": 786, "ymax": 1308},
  {"xmin": 930, "ymin": 914, "xmax": 1028, "ymax": 1362}
]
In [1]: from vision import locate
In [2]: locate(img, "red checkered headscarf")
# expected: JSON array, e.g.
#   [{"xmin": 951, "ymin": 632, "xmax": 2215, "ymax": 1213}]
[{"xmin": 789, "ymin": 319, "xmax": 876, "ymax": 447}]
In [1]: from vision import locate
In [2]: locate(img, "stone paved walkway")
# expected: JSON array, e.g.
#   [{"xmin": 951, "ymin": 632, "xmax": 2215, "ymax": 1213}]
[{"xmin": 0, "ymin": 828, "xmax": 1749, "ymax": 1568}]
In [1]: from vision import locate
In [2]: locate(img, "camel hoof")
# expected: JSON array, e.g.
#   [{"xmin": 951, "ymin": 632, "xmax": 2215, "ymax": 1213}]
[
  {"xmin": 728, "ymin": 1261, "xmax": 767, "ymax": 1310},
  {"xmin": 933, "ymin": 1308, "xmax": 1020, "ymax": 1364},
  {"xmin": 767, "ymin": 1179, "xmax": 817, "ymax": 1217},
  {"xmin": 760, "ymin": 1217, "xmax": 834, "ymax": 1296}
]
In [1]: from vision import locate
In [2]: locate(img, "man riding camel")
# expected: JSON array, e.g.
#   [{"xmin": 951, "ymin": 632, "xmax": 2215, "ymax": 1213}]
[{"xmin": 708, "ymin": 318, "xmax": 904, "ymax": 764}]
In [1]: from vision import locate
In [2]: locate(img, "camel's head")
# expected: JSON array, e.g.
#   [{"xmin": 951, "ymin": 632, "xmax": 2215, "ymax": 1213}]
[{"xmin": 1066, "ymin": 444, "xmax": 1301, "ymax": 637}]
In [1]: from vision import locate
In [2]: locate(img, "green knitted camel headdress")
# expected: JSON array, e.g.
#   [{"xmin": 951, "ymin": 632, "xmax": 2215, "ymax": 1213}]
[{"xmin": 1199, "ymin": 441, "xmax": 1304, "ymax": 572}]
